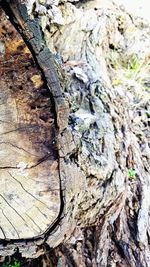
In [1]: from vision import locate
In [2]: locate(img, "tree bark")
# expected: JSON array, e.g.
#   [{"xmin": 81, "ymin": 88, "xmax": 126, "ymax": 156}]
[{"xmin": 0, "ymin": 0, "xmax": 150, "ymax": 266}]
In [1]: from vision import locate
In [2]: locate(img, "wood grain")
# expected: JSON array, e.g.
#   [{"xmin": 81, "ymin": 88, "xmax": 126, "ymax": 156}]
[{"xmin": 0, "ymin": 10, "xmax": 60, "ymax": 240}]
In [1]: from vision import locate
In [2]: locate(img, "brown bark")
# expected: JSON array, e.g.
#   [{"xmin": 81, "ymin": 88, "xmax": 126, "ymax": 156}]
[{"xmin": 0, "ymin": 0, "xmax": 150, "ymax": 266}]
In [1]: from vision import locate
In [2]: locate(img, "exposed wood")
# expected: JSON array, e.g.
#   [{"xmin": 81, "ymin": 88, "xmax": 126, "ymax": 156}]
[
  {"xmin": 0, "ymin": 1, "xmax": 81, "ymax": 258},
  {"xmin": 0, "ymin": 9, "xmax": 60, "ymax": 240}
]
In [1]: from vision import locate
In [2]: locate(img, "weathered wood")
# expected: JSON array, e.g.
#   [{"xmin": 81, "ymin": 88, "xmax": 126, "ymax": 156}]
[
  {"xmin": 0, "ymin": 9, "xmax": 60, "ymax": 240},
  {"xmin": 0, "ymin": 0, "xmax": 150, "ymax": 266},
  {"xmin": 0, "ymin": 1, "xmax": 79, "ymax": 258}
]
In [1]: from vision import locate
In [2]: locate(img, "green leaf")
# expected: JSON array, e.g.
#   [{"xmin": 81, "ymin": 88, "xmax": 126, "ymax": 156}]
[{"xmin": 128, "ymin": 168, "xmax": 136, "ymax": 179}]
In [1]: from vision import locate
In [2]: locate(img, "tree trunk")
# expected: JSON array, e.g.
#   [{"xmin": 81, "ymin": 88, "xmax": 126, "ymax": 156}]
[{"xmin": 0, "ymin": 0, "xmax": 150, "ymax": 266}]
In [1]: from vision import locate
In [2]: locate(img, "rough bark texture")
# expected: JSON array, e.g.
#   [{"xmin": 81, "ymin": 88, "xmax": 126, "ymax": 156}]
[{"xmin": 0, "ymin": 0, "xmax": 150, "ymax": 266}]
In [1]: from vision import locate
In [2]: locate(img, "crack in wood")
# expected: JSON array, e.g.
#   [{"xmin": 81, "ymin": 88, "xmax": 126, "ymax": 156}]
[
  {"xmin": 0, "ymin": 194, "xmax": 29, "ymax": 225},
  {"xmin": 0, "ymin": 207, "xmax": 20, "ymax": 239},
  {"xmin": 26, "ymin": 214, "xmax": 43, "ymax": 233},
  {"xmin": 8, "ymin": 172, "xmax": 55, "ymax": 212},
  {"xmin": 0, "ymin": 227, "xmax": 6, "ymax": 239},
  {"xmin": 0, "ymin": 141, "xmax": 40, "ymax": 157},
  {"xmin": 0, "ymin": 193, "xmax": 48, "ymax": 238}
]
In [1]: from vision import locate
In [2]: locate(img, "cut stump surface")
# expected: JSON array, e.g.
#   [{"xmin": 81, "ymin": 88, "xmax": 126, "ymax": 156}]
[{"xmin": 0, "ymin": 9, "xmax": 60, "ymax": 240}]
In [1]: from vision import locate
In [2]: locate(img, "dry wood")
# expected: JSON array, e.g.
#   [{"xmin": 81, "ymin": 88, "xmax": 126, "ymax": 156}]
[
  {"xmin": 0, "ymin": 1, "xmax": 150, "ymax": 266},
  {"xmin": 0, "ymin": 9, "xmax": 60, "ymax": 240}
]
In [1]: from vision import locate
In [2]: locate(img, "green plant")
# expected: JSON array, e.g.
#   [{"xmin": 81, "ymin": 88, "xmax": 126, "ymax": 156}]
[
  {"xmin": 3, "ymin": 260, "xmax": 21, "ymax": 267},
  {"xmin": 125, "ymin": 54, "xmax": 142, "ymax": 79},
  {"xmin": 128, "ymin": 54, "xmax": 141, "ymax": 71},
  {"xmin": 128, "ymin": 168, "xmax": 136, "ymax": 179}
]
